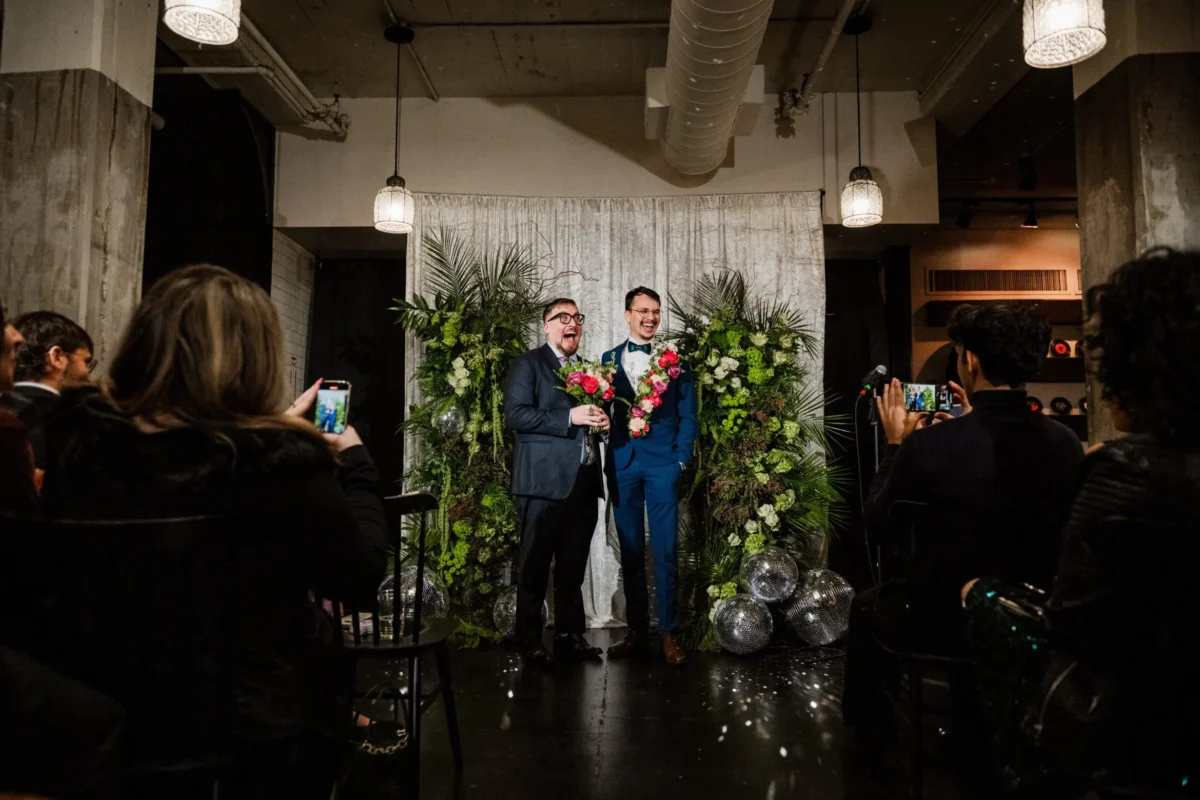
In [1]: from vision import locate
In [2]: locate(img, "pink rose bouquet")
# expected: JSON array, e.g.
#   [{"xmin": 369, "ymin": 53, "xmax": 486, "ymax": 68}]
[
  {"xmin": 558, "ymin": 359, "xmax": 619, "ymax": 433},
  {"xmin": 629, "ymin": 344, "xmax": 683, "ymax": 438}
]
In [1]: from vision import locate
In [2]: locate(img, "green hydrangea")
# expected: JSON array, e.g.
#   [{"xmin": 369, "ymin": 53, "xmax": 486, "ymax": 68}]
[
  {"xmin": 782, "ymin": 420, "xmax": 801, "ymax": 442},
  {"xmin": 725, "ymin": 329, "xmax": 742, "ymax": 348},
  {"xmin": 768, "ymin": 417, "xmax": 782, "ymax": 433},
  {"xmin": 452, "ymin": 520, "xmax": 473, "ymax": 536},
  {"xmin": 719, "ymin": 581, "xmax": 738, "ymax": 599},
  {"xmin": 441, "ymin": 312, "xmax": 463, "ymax": 347},
  {"xmin": 745, "ymin": 348, "xmax": 764, "ymax": 368},
  {"xmin": 744, "ymin": 533, "xmax": 767, "ymax": 554},
  {"xmin": 774, "ymin": 489, "xmax": 796, "ymax": 513},
  {"xmin": 747, "ymin": 366, "xmax": 774, "ymax": 385}
]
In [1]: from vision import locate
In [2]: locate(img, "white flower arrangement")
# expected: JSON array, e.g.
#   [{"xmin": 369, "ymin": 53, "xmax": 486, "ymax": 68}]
[
  {"xmin": 757, "ymin": 503, "xmax": 780, "ymax": 530},
  {"xmin": 780, "ymin": 335, "xmax": 794, "ymax": 350},
  {"xmin": 447, "ymin": 357, "xmax": 472, "ymax": 395},
  {"xmin": 727, "ymin": 532, "xmax": 742, "ymax": 547},
  {"xmin": 773, "ymin": 350, "xmax": 791, "ymax": 365},
  {"xmin": 750, "ymin": 332, "xmax": 769, "ymax": 347},
  {"xmin": 744, "ymin": 520, "xmax": 760, "ymax": 534}
]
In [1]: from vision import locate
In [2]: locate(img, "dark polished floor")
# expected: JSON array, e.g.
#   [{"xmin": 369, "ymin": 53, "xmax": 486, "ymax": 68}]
[{"xmin": 359, "ymin": 628, "xmax": 975, "ymax": 800}]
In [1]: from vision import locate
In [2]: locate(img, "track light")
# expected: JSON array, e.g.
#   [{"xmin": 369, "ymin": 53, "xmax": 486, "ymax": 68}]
[{"xmin": 1021, "ymin": 205, "xmax": 1039, "ymax": 229}]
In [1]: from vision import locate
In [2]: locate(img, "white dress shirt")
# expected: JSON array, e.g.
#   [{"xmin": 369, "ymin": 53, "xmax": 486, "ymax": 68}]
[{"xmin": 624, "ymin": 339, "xmax": 654, "ymax": 382}]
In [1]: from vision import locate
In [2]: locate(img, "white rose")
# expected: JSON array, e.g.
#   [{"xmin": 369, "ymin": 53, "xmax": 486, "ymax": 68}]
[
  {"xmin": 713, "ymin": 367, "xmax": 728, "ymax": 380},
  {"xmin": 719, "ymin": 357, "xmax": 739, "ymax": 371},
  {"xmin": 773, "ymin": 350, "xmax": 790, "ymax": 365},
  {"xmin": 750, "ymin": 332, "xmax": 768, "ymax": 347},
  {"xmin": 730, "ymin": 377, "xmax": 742, "ymax": 389},
  {"xmin": 757, "ymin": 503, "xmax": 775, "ymax": 520},
  {"xmin": 727, "ymin": 533, "xmax": 742, "ymax": 547},
  {"xmin": 701, "ymin": 373, "xmax": 714, "ymax": 385},
  {"xmin": 451, "ymin": 357, "xmax": 465, "ymax": 369},
  {"xmin": 744, "ymin": 520, "xmax": 759, "ymax": 534},
  {"xmin": 780, "ymin": 335, "xmax": 794, "ymax": 350}
]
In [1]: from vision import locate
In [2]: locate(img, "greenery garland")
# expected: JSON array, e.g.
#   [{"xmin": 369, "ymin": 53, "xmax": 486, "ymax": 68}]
[
  {"xmin": 669, "ymin": 272, "xmax": 845, "ymax": 651},
  {"xmin": 392, "ymin": 229, "xmax": 547, "ymax": 641}
]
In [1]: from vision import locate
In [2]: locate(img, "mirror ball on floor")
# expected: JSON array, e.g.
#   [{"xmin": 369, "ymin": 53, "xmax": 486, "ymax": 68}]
[
  {"xmin": 377, "ymin": 566, "xmax": 450, "ymax": 626},
  {"xmin": 713, "ymin": 594, "xmax": 774, "ymax": 655},
  {"xmin": 493, "ymin": 586, "xmax": 549, "ymax": 639},
  {"xmin": 781, "ymin": 569, "xmax": 854, "ymax": 646},
  {"xmin": 740, "ymin": 546, "xmax": 800, "ymax": 604}
]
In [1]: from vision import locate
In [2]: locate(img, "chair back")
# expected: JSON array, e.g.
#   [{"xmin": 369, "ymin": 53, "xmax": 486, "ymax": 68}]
[
  {"xmin": 329, "ymin": 492, "xmax": 439, "ymax": 649},
  {"xmin": 0, "ymin": 513, "xmax": 245, "ymax": 762}
]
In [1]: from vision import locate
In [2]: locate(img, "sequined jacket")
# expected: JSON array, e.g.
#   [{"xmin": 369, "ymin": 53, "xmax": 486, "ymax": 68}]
[{"xmin": 966, "ymin": 435, "xmax": 1200, "ymax": 791}]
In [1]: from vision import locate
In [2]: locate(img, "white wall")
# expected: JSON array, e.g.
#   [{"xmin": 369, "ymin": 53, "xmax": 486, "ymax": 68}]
[
  {"xmin": 275, "ymin": 92, "xmax": 937, "ymax": 229},
  {"xmin": 271, "ymin": 231, "xmax": 316, "ymax": 399},
  {"xmin": 0, "ymin": 0, "xmax": 158, "ymax": 106}
]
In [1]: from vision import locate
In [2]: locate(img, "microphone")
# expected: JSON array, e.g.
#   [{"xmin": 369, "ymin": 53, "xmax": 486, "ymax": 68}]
[{"xmin": 858, "ymin": 365, "xmax": 887, "ymax": 396}]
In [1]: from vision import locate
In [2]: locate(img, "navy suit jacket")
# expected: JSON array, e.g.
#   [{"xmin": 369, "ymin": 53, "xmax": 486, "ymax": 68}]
[
  {"xmin": 601, "ymin": 342, "xmax": 698, "ymax": 475},
  {"xmin": 504, "ymin": 344, "xmax": 603, "ymax": 502}
]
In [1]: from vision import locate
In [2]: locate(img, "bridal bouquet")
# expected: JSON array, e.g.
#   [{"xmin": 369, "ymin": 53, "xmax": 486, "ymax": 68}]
[
  {"xmin": 558, "ymin": 360, "xmax": 619, "ymax": 433},
  {"xmin": 629, "ymin": 345, "xmax": 682, "ymax": 438}
]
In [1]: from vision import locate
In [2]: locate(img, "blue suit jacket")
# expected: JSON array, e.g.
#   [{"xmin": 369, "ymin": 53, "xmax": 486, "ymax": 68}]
[{"xmin": 601, "ymin": 342, "xmax": 698, "ymax": 475}]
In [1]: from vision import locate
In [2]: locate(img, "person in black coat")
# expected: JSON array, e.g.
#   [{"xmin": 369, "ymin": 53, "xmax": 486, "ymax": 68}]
[
  {"xmin": 964, "ymin": 248, "xmax": 1200, "ymax": 793},
  {"xmin": 504, "ymin": 297, "xmax": 609, "ymax": 667},
  {"xmin": 39, "ymin": 265, "xmax": 387, "ymax": 799},
  {"xmin": 844, "ymin": 303, "xmax": 1082, "ymax": 735}
]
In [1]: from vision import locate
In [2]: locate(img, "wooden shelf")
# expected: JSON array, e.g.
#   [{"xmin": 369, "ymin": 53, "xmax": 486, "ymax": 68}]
[
  {"xmin": 923, "ymin": 299, "xmax": 1084, "ymax": 327},
  {"xmin": 1035, "ymin": 357, "xmax": 1085, "ymax": 383}
]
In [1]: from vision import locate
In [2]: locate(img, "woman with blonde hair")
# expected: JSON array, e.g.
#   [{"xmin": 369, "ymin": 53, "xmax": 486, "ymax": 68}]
[{"xmin": 40, "ymin": 265, "xmax": 387, "ymax": 798}]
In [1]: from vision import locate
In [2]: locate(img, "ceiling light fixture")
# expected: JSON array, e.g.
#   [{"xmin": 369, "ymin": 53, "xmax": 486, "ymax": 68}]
[
  {"xmin": 374, "ymin": 25, "xmax": 415, "ymax": 235},
  {"xmin": 1023, "ymin": 0, "xmax": 1107, "ymax": 69},
  {"xmin": 1021, "ymin": 204, "xmax": 1039, "ymax": 229},
  {"xmin": 840, "ymin": 16, "xmax": 882, "ymax": 229},
  {"xmin": 163, "ymin": 0, "xmax": 242, "ymax": 46}
]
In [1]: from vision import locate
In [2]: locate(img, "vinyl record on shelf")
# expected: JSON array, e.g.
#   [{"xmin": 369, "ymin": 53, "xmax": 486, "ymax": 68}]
[
  {"xmin": 1074, "ymin": 339, "xmax": 1086, "ymax": 358},
  {"xmin": 1079, "ymin": 397, "xmax": 1088, "ymax": 414},
  {"xmin": 1050, "ymin": 397, "xmax": 1073, "ymax": 415},
  {"xmin": 1049, "ymin": 339, "xmax": 1071, "ymax": 358},
  {"xmin": 1027, "ymin": 396, "xmax": 1044, "ymax": 413}
]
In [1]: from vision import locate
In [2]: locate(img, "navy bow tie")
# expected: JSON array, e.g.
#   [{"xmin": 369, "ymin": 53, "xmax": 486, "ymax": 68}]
[{"xmin": 627, "ymin": 342, "xmax": 652, "ymax": 354}]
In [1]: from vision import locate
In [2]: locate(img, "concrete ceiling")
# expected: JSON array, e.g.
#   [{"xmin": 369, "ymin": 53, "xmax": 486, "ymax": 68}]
[{"xmin": 161, "ymin": 0, "xmax": 1004, "ymax": 99}]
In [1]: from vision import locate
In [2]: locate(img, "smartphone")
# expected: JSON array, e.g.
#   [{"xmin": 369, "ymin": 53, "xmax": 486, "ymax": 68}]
[
  {"xmin": 901, "ymin": 383, "xmax": 955, "ymax": 413},
  {"xmin": 314, "ymin": 380, "xmax": 352, "ymax": 435}
]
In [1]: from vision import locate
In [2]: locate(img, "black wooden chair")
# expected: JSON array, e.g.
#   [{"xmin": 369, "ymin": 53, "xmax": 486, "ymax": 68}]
[
  {"xmin": 0, "ymin": 513, "xmax": 246, "ymax": 796},
  {"xmin": 871, "ymin": 500, "xmax": 975, "ymax": 799},
  {"xmin": 328, "ymin": 491, "xmax": 462, "ymax": 798}
]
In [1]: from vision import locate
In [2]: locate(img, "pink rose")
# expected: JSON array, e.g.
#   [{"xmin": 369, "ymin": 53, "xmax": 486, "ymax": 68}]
[
  {"xmin": 567, "ymin": 372, "xmax": 583, "ymax": 386},
  {"xmin": 631, "ymin": 406, "xmax": 645, "ymax": 418},
  {"xmin": 663, "ymin": 349, "xmax": 679, "ymax": 365},
  {"xmin": 602, "ymin": 387, "xmax": 615, "ymax": 401},
  {"xmin": 580, "ymin": 375, "xmax": 600, "ymax": 395},
  {"xmin": 668, "ymin": 366, "xmax": 681, "ymax": 379},
  {"xmin": 652, "ymin": 380, "xmax": 668, "ymax": 394},
  {"xmin": 630, "ymin": 417, "xmax": 647, "ymax": 433},
  {"xmin": 657, "ymin": 356, "xmax": 670, "ymax": 369},
  {"xmin": 650, "ymin": 393, "xmax": 663, "ymax": 407}
]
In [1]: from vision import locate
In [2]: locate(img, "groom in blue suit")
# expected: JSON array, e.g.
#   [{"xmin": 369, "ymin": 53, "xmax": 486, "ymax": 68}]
[{"xmin": 602, "ymin": 287, "xmax": 697, "ymax": 665}]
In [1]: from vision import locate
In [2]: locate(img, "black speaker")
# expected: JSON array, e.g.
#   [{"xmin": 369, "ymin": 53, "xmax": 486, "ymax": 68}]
[
  {"xmin": 1050, "ymin": 397, "xmax": 1073, "ymax": 415},
  {"xmin": 1049, "ymin": 339, "xmax": 1071, "ymax": 358},
  {"xmin": 1027, "ymin": 396, "xmax": 1044, "ymax": 413}
]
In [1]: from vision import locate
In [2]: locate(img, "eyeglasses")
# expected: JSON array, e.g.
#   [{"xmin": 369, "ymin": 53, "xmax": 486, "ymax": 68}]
[
  {"xmin": 631, "ymin": 308, "xmax": 661, "ymax": 318},
  {"xmin": 548, "ymin": 313, "xmax": 585, "ymax": 325}
]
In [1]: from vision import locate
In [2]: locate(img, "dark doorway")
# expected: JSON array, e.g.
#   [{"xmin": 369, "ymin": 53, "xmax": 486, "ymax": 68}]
[
  {"xmin": 823, "ymin": 258, "xmax": 889, "ymax": 591},
  {"xmin": 307, "ymin": 258, "xmax": 407, "ymax": 489},
  {"xmin": 143, "ymin": 72, "xmax": 275, "ymax": 292}
]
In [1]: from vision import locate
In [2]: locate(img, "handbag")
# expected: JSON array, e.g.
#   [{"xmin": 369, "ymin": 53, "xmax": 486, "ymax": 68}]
[{"xmin": 338, "ymin": 684, "xmax": 410, "ymax": 800}]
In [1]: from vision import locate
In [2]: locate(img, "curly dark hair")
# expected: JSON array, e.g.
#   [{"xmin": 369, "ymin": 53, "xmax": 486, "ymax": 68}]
[
  {"xmin": 1086, "ymin": 247, "xmax": 1200, "ymax": 444},
  {"xmin": 946, "ymin": 302, "xmax": 1051, "ymax": 388},
  {"xmin": 13, "ymin": 310, "xmax": 93, "ymax": 382}
]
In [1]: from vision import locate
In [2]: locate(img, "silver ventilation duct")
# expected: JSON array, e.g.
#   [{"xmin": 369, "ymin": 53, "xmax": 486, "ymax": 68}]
[{"xmin": 661, "ymin": 0, "xmax": 773, "ymax": 175}]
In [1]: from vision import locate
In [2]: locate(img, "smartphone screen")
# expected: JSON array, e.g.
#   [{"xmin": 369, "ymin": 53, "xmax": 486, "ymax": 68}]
[
  {"xmin": 901, "ymin": 383, "xmax": 937, "ymax": 413},
  {"xmin": 936, "ymin": 385, "xmax": 954, "ymax": 413},
  {"xmin": 314, "ymin": 380, "xmax": 351, "ymax": 435}
]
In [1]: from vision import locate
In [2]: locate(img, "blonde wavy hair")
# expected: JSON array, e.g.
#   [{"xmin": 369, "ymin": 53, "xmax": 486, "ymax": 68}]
[{"xmin": 107, "ymin": 264, "xmax": 323, "ymax": 444}]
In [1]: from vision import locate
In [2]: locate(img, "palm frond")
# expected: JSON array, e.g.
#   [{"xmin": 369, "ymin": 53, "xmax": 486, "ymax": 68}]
[
  {"xmin": 422, "ymin": 228, "xmax": 480, "ymax": 307},
  {"xmin": 691, "ymin": 270, "xmax": 748, "ymax": 320}
]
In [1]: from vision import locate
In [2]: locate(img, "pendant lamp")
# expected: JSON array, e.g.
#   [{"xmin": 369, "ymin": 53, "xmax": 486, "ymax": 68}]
[
  {"xmin": 1023, "ymin": 0, "xmax": 1107, "ymax": 69},
  {"xmin": 374, "ymin": 25, "xmax": 415, "ymax": 235},
  {"xmin": 163, "ymin": 0, "xmax": 241, "ymax": 46},
  {"xmin": 840, "ymin": 17, "xmax": 882, "ymax": 229}
]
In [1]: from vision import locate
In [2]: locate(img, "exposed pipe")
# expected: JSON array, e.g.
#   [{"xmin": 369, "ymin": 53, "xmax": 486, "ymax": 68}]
[
  {"xmin": 380, "ymin": 0, "xmax": 440, "ymax": 101},
  {"xmin": 406, "ymin": 16, "xmax": 834, "ymax": 31},
  {"xmin": 661, "ymin": 0, "xmax": 774, "ymax": 175},
  {"xmin": 798, "ymin": 0, "xmax": 861, "ymax": 108}
]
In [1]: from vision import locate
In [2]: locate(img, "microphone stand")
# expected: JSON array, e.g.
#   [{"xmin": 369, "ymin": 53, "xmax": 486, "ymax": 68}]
[{"xmin": 865, "ymin": 387, "xmax": 883, "ymax": 583}]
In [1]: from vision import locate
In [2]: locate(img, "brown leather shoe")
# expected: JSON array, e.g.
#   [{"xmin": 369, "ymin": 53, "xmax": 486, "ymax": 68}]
[
  {"xmin": 662, "ymin": 634, "xmax": 689, "ymax": 665},
  {"xmin": 606, "ymin": 630, "xmax": 648, "ymax": 659}
]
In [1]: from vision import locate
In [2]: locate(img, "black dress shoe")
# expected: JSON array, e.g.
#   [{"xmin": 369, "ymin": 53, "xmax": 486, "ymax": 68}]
[
  {"xmin": 523, "ymin": 644, "xmax": 554, "ymax": 668},
  {"xmin": 553, "ymin": 633, "xmax": 603, "ymax": 660},
  {"xmin": 606, "ymin": 630, "xmax": 649, "ymax": 659}
]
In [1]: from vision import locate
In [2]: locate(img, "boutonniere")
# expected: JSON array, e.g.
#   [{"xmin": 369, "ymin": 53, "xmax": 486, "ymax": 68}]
[{"xmin": 629, "ymin": 345, "xmax": 682, "ymax": 438}]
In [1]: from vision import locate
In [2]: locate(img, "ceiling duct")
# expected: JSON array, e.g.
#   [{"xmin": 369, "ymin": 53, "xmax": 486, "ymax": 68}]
[{"xmin": 661, "ymin": 0, "xmax": 773, "ymax": 175}]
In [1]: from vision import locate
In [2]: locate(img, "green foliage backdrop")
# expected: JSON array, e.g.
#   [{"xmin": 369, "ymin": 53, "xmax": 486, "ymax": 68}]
[
  {"xmin": 670, "ymin": 272, "xmax": 845, "ymax": 651},
  {"xmin": 393, "ymin": 229, "xmax": 547, "ymax": 639}
]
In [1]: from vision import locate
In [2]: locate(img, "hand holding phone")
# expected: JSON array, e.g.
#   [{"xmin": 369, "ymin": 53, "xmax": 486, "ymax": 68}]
[{"xmin": 314, "ymin": 380, "xmax": 352, "ymax": 435}]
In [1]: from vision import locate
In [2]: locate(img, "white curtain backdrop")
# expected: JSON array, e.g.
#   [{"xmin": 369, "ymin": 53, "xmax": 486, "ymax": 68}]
[{"xmin": 404, "ymin": 192, "xmax": 826, "ymax": 627}]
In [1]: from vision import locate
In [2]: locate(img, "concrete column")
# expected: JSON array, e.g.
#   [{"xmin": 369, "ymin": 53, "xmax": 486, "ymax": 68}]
[
  {"xmin": 1074, "ymin": 4, "xmax": 1200, "ymax": 443},
  {"xmin": 0, "ymin": 0, "xmax": 158, "ymax": 371}
]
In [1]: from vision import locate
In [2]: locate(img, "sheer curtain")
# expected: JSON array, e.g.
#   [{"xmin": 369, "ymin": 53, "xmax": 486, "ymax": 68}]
[{"xmin": 405, "ymin": 192, "xmax": 826, "ymax": 627}]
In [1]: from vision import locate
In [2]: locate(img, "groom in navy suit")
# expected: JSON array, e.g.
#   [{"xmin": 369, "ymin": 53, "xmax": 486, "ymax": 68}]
[{"xmin": 602, "ymin": 287, "xmax": 697, "ymax": 665}]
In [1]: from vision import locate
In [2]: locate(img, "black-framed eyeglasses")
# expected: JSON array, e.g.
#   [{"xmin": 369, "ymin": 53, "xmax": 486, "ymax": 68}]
[{"xmin": 548, "ymin": 312, "xmax": 585, "ymax": 325}]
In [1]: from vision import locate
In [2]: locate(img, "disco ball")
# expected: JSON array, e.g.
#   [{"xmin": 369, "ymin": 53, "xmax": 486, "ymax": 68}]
[
  {"xmin": 492, "ymin": 586, "xmax": 548, "ymax": 639},
  {"xmin": 378, "ymin": 566, "xmax": 449, "ymax": 626},
  {"xmin": 436, "ymin": 403, "xmax": 465, "ymax": 439},
  {"xmin": 740, "ymin": 546, "xmax": 799, "ymax": 604},
  {"xmin": 713, "ymin": 594, "xmax": 773, "ymax": 656},
  {"xmin": 782, "ymin": 569, "xmax": 854, "ymax": 646}
]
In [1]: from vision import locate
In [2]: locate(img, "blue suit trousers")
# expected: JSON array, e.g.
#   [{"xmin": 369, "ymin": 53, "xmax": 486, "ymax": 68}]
[{"xmin": 612, "ymin": 458, "xmax": 681, "ymax": 634}]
